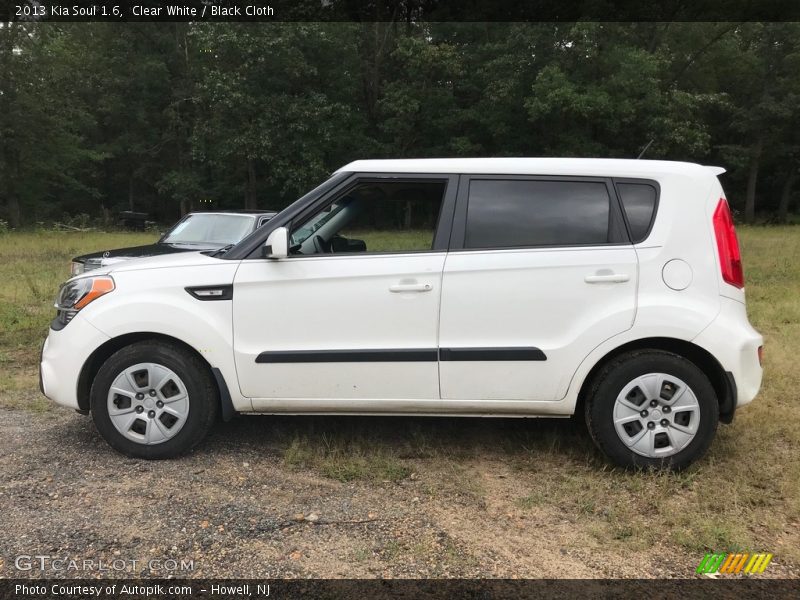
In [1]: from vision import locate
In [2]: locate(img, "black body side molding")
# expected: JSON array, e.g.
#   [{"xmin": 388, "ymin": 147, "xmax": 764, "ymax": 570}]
[
  {"xmin": 255, "ymin": 347, "xmax": 547, "ymax": 363},
  {"xmin": 256, "ymin": 349, "xmax": 438, "ymax": 363},
  {"xmin": 439, "ymin": 347, "xmax": 547, "ymax": 361}
]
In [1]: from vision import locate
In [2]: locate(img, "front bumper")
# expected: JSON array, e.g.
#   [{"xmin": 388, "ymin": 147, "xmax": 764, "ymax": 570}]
[{"xmin": 40, "ymin": 315, "xmax": 110, "ymax": 409}]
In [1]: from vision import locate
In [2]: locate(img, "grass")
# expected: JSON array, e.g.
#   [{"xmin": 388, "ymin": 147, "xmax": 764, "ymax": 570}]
[
  {"xmin": 342, "ymin": 229, "xmax": 434, "ymax": 253},
  {"xmin": 1, "ymin": 226, "xmax": 799, "ymax": 568},
  {"xmin": 283, "ymin": 431, "xmax": 411, "ymax": 482},
  {"xmin": 0, "ymin": 230, "xmax": 157, "ymax": 369}
]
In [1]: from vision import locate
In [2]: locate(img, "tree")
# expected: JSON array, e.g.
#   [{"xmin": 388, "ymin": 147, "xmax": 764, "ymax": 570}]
[
  {"xmin": 706, "ymin": 24, "xmax": 800, "ymax": 222},
  {"xmin": 2, "ymin": 22, "xmax": 800, "ymax": 225},
  {"xmin": 524, "ymin": 23, "xmax": 710, "ymax": 159},
  {"xmin": 191, "ymin": 24, "xmax": 361, "ymax": 209},
  {"xmin": 0, "ymin": 23, "xmax": 98, "ymax": 226}
]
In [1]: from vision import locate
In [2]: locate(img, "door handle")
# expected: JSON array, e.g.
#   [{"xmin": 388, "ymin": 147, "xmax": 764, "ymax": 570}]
[
  {"xmin": 584, "ymin": 273, "xmax": 630, "ymax": 284},
  {"xmin": 389, "ymin": 282, "xmax": 433, "ymax": 293}
]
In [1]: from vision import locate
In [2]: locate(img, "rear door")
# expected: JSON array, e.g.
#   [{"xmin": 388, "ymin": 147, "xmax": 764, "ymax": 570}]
[{"xmin": 439, "ymin": 175, "xmax": 638, "ymax": 402}]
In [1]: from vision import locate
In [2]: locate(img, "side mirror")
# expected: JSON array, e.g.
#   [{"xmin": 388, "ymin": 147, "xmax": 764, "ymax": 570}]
[{"xmin": 263, "ymin": 227, "xmax": 289, "ymax": 259}]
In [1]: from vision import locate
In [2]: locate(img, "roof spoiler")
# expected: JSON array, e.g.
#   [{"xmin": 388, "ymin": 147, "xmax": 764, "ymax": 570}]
[{"xmin": 705, "ymin": 166, "xmax": 727, "ymax": 176}]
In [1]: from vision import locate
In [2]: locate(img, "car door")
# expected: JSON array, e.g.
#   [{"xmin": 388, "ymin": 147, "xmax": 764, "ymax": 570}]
[
  {"xmin": 232, "ymin": 174, "xmax": 457, "ymax": 404},
  {"xmin": 438, "ymin": 175, "xmax": 638, "ymax": 402}
]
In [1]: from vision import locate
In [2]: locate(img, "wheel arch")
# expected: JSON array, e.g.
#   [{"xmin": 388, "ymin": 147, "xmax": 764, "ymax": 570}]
[
  {"xmin": 76, "ymin": 332, "xmax": 236, "ymax": 421},
  {"xmin": 575, "ymin": 337, "xmax": 736, "ymax": 424}
]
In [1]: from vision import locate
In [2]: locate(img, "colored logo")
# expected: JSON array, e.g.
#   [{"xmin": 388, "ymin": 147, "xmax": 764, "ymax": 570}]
[{"xmin": 697, "ymin": 552, "xmax": 773, "ymax": 574}]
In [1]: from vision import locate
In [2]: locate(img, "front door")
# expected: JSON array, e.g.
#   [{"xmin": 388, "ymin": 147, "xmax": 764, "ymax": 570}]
[{"xmin": 232, "ymin": 174, "xmax": 457, "ymax": 403}]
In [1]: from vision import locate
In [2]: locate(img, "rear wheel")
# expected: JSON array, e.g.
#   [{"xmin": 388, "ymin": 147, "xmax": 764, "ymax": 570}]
[
  {"xmin": 90, "ymin": 341, "xmax": 218, "ymax": 459},
  {"xmin": 585, "ymin": 350, "xmax": 719, "ymax": 470}
]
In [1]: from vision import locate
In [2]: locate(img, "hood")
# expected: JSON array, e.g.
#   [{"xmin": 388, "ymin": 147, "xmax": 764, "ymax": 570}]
[
  {"xmin": 73, "ymin": 250, "xmax": 230, "ymax": 279},
  {"xmin": 73, "ymin": 242, "xmax": 222, "ymax": 263}
]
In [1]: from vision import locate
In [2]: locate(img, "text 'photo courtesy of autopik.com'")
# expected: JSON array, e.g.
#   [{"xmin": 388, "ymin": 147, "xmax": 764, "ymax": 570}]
[{"xmin": 2, "ymin": 0, "xmax": 800, "ymax": 599}]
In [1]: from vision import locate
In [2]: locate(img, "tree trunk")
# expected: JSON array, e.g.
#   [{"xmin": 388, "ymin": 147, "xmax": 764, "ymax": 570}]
[
  {"xmin": 745, "ymin": 137, "xmax": 763, "ymax": 224},
  {"xmin": 778, "ymin": 169, "xmax": 798, "ymax": 223},
  {"xmin": 6, "ymin": 144, "xmax": 21, "ymax": 227},
  {"xmin": 360, "ymin": 24, "xmax": 380, "ymax": 127},
  {"xmin": 6, "ymin": 148, "xmax": 21, "ymax": 227},
  {"xmin": 245, "ymin": 157, "xmax": 257, "ymax": 209},
  {"xmin": 360, "ymin": 21, "xmax": 394, "ymax": 129},
  {"xmin": 6, "ymin": 195, "xmax": 20, "ymax": 228},
  {"xmin": 1, "ymin": 24, "xmax": 14, "ymax": 227},
  {"xmin": 128, "ymin": 173, "xmax": 135, "ymax": 211}
]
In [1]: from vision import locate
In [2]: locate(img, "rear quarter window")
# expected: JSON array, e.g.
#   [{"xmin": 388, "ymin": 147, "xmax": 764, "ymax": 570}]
[{"xmin": 615, "ymin": 181, "xmax": 659, "ymax": 243}]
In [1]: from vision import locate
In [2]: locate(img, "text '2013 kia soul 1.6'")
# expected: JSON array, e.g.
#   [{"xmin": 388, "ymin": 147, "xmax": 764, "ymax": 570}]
[{"xmin": 40, "ymin": 159, "xmax": 763, "ymax": 470}]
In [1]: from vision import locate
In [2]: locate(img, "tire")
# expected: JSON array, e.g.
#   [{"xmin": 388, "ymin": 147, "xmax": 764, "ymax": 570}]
[
  {"xmin": 90, "ymin": 341, "xmax": 218, "ymax": 459},
  {"xmin": 584, "ymin": 350, "xmax": 719, "ymax": 471}
]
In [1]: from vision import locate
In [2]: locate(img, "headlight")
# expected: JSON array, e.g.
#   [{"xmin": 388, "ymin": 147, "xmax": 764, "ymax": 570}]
[
  {"xmin": 70, "ymin": 261, "xmax": 85, "ymax": 276},
  {"xmin": 54, "ymin": 276, "xmax": 115, "ymax": 327}
]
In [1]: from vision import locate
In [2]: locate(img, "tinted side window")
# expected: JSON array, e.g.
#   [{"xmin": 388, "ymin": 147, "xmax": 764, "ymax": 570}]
[
  {"xmin": 616, "ymin": 182, "xmax": 658, "ymax": 243},
  {"xmin": 465, "ymin": 179, "xmax": 612, "ymax": 248}
]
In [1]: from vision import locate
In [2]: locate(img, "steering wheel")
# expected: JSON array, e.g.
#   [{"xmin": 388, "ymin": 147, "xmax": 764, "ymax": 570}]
[{"xmin": 313, "ymin": 235, "xmax": 329, "ymax": 254}]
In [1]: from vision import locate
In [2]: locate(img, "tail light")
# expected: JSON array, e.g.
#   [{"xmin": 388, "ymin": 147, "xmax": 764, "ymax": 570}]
[
  {"xmin": 712, "ymin": 199, "xmax": 744, "ymax": 289},
  {"xmin": 758, "ymin": 345, "xmax": 764, "ymax": 366}
]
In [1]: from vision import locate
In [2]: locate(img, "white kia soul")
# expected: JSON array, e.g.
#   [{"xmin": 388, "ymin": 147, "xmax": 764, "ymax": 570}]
[{"xmin": 40, "ymin": 159, "xmax": 763, "ymax": 469}]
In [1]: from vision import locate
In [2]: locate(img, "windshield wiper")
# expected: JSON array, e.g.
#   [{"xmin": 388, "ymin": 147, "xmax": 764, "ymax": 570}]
[{"xmin": 210, "ymin": 243, "xmax": 236, "ymax": 257}]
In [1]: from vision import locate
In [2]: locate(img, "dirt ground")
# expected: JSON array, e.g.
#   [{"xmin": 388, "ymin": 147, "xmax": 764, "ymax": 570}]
[{"xmin": 0, "ymin": 400, "xmax": 796, "ymax": 581}]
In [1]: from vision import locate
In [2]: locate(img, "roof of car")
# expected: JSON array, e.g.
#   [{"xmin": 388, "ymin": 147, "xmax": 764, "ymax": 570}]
[
  {"xmin": 186, "ymin": 210, "xmax": 277, "ymax": 216},
  {"xmin": 336, "ymin": 158, "xmax": 723, "ymax": 179}
]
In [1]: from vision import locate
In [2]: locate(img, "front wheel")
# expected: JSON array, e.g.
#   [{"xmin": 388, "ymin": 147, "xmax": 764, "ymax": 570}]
[
  {"xmin": 585, "ymin": 350, "xmax": 719, "ymax": 471},
  {"xmin": 90, "ymin": 341, "xmax": 218, "ymax": 459}
]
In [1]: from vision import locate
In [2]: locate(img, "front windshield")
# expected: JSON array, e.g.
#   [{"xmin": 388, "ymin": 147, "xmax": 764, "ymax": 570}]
[{"xmin": 162, "ymin": 214, "xmax": 255, "ymax": 245}]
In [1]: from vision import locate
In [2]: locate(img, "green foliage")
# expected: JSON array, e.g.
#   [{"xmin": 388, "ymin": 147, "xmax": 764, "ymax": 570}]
[
  {"xmin": 524, "ymin": 24, "xmax": 711, "ymax": 158},
  {"xmin": 0, "ymin": 23, "xmax": 100, "ymax": 227},
  {"xmin": 2, "ymin": 22, "xmax": 800, "ymax": 226}
]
